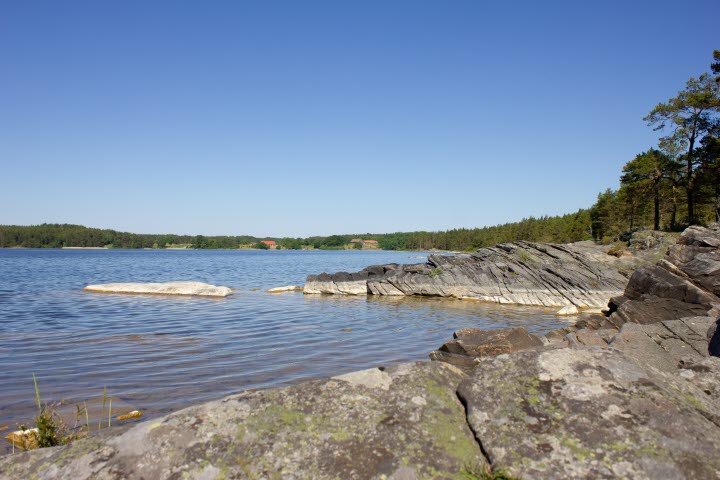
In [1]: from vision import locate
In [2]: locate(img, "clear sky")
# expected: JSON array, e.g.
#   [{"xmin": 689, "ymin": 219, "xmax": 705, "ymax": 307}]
[{"xmin": 2, "ymin": 1, "xmax": 718, "ymax": 237}]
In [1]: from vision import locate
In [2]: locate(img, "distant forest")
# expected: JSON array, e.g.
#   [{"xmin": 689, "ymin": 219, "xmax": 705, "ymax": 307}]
[
  {"xmin": 0, "ymin": 212, "xmax": 592, "ymax": 251},
  {"xmin": 2, "ymin": 52, "xmax": 718, "ymax": 252}
]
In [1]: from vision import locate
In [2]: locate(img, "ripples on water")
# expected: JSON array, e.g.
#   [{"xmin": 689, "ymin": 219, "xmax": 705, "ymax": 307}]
[{"xmin": 0, "ymin": 249, "xmax": 574, "ymax": 438}]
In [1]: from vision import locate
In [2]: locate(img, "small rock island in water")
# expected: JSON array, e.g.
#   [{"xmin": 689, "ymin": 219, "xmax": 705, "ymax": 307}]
[{"xmin": 84, "ymin": 281, "xmax": 233, "ymax": 297}]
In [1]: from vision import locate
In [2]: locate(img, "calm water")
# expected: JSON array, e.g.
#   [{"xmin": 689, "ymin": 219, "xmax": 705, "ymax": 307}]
[{"xmin": 0, "ymin": 249, "xmax": 572, "ymax": 438}]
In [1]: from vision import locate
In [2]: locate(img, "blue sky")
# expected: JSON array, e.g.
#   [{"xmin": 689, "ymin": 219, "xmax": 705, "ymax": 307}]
[{"xmin": 2, "ymin": 1, "xmax": 718, "ymax": 237}]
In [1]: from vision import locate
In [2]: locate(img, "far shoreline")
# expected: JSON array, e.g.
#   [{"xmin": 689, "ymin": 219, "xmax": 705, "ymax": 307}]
[{"xmin": 2, "ymin": 246, "xmax": 459, "ymax": 253}]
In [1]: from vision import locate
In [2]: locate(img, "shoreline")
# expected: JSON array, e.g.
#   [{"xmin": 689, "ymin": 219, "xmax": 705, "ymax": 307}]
[{"xmin": 3, "ymin": 223, "xmax": 718, "ymax": 478}]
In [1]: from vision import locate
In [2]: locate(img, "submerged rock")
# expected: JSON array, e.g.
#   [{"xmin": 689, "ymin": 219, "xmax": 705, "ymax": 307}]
[
  {"xmin": 84, "ymin": 281, "xmax": 232, "ymax": 297},
  {"xmin": 267, "ymin": 285, "xmax": 303, "ymax": 293},
  {"xmin": 556, "ymin": 304, "xmax": 580, "ymax": 316},
  {"xmin": 305, "ymin": 241, "xmax": 629, "ymax": 308}
]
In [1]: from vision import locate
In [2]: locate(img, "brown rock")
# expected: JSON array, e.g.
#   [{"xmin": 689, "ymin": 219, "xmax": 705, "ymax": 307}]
[{"xmin": 439, "ymin": 327, "xmax": 544, "ymax": 358}]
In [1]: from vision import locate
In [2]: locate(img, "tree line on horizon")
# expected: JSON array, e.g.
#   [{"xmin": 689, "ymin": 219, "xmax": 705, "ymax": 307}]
[
  {"xmin": 0, "ymin": 211, "xmax": 592, "ymax": 251},
  {"xmin": 2, "ymin": 51, "xmax": 718, "ymax": 252}
]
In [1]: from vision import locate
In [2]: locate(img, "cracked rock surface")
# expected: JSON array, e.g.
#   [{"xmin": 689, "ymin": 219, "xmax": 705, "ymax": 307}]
[
  {"xmin": 458, "ymin": 347, "xmax": 720, "ymax": 479},
  {"xmin": 304, "ymin": 241, "xmax": 632, "ymax": 308}
]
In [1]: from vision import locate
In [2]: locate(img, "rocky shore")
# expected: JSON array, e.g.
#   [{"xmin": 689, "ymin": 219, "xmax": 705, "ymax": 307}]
[
  {"xmin": 303, "ymin": 241, "xmax": 636, "ymax": 310},
  {"xmin": 3, "ymin": 224, "xmax": 720, "ymax": 479}
]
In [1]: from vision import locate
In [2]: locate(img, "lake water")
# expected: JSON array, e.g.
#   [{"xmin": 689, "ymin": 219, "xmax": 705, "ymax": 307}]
[{"xmin": 0, "ymin": 249, "xmax": 573, "ymax": 441}]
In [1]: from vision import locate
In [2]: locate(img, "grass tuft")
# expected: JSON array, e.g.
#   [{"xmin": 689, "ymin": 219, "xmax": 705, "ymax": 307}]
[{"xmin": 7, "ymin": 377, "xmax": 126, "ymax": 451}]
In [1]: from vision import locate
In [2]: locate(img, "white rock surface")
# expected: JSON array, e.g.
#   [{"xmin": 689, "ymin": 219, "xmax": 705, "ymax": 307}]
[
  {"xmin": 267, "ymin": 285, "xmax": 303, "ymax": 293},
  {"xmin": 84, "ymin": 281, "xmax": 232, "ymax": 297}
]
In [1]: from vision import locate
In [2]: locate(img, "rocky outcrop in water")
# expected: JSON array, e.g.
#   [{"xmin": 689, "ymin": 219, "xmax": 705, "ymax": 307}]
[
  {"xmin": 304, "ymin": 241, "xmax": 631, "ymax": 309},
  {"xmin": 84, "ymin": 281, "xmax": 233, "ymax": 297},
  {"xmin": 431, "ymin": 224, "xmax": 720, "ymax": 367}
]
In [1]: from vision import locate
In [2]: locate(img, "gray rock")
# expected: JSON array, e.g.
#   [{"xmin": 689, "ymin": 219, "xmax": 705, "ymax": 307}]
[
  {"xmin": 667, "ymin": 246, "xmax": 720, "ymax": 296},
  {"xmin": 607, "ymin": 294, "xmax": 712, "ymax": 326},
  {"xmin": 678, "ymin": 223, "xmax": 720, "ymax": 248},
  {"xmin": 622, "ymin": 265, "xmax": 717, "ymax": 305},
  {"xmin": 0, "ymin": 362, "xmax": 484, "ymax": 479},
  {"xmin": 306, "ymin": 241, "xmax": 629, "ymax": 308},
  {"xmin": 574, "ymin": 328, "xmax": 615, "ymax": 347},
  {"xmin": 428, "ymin": 349, "xmax": 481, "ymax": 372},
  {"xmin": 607, "ymin": 224, "xmax": 720, "ymax": 327},
  {"xmin": 457, "ymin": 348, "xmax": 720, "ymax": 479}
]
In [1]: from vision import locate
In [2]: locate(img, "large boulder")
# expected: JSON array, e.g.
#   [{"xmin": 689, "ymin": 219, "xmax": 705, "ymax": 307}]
[
  {"xmin": 457, "ymin": 347, "xmax": 720, "ymax": 479},
  {"xmin": 306, "ymin": 241, "xmax": 629, "ymax": 308},
  {"xmin": 429, "ymin": 327, "xmax": 545, "ymax": 372},
  {"xmin": 438, "ymin": 327, "xmax": 543, "ymax": 357},
  {"xmin": 607, "ymin": 223, "xmax": 720, "ymax": 327},
  {"xmin": 0, "ymin": 362, "xmax": 484, "ymax": 479}
]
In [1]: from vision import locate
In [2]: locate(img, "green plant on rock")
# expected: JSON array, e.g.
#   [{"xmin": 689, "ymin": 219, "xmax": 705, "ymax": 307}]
[
  {"xmin": 517, "ymin": 250, "xmax": 534, "ymax": 264},
  {"xmin": 34, "ymin": 408, "xmax": 64, "ymax": 447},
  {"xmin": 22, "ymin": 374, "xmax": 88, "ymax": 449},
  {"xmin": 429, "ymin": 267, "xmax": 443, "ymax": 278}
]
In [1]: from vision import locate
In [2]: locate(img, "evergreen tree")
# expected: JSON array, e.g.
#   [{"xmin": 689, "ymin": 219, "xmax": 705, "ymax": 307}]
[
  {"xmin": 644, "ymin": 73, "xmax": 720, "ymax": 224},
  {"xmin": 620, "ymin": 149, "xmax": 679, "ymax": 230}
]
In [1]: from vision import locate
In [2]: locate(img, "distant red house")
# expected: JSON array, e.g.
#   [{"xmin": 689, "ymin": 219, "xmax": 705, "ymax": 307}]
[
  {"xmin": 363, "ymin": 239, "xmax": 378, "ymax": 245},
  {"xmin": 261, "ymin": 240, "xmax": 277, "ymax": 249}
]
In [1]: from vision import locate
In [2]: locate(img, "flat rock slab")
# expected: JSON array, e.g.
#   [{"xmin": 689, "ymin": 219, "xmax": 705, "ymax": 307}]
[
  {"xmin": 440, "ymin": 327, "xmax": 543, "ymax": 357},
  {"xmin": 84, "ymin": 281, "xmax": 232, "ymax": 297},
  {"xmin": 267, "ymin": 285, "xmax": 303, "ymax": 293},
  {"xmin": 458, "ymin": 348, "xmax": 720, "ymax": 479},
  {"xmin": 1, "ymin": 361, "xmax": 484, "ymax": 479}
]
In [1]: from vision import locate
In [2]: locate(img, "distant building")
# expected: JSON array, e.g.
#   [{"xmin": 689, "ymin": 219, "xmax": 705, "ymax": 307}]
[
  {"xmin": 350, "ymin": 238, "xmax": 363, "ymax": 243},
  {"xmin": 363, "ymin": 239, "xmax": 378, "ymax": 245},
  {"xmin": 261, "ymin": 240, "xmax": 277, "ymax": 249}
]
